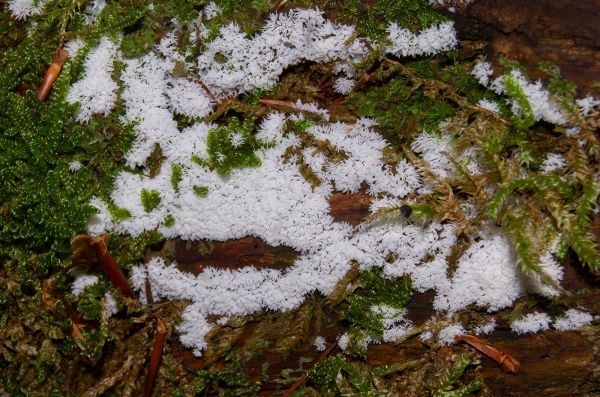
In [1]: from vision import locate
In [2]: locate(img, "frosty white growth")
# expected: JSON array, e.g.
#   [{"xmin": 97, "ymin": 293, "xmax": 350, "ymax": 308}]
[{"xmin": 55, "ymin": 6, "xmax": 594, "ymax": 355}]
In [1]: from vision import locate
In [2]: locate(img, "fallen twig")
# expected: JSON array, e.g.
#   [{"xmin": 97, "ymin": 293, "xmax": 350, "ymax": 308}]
[
  {"xmin": 143, "ymin": 316, "xmax": 168, "ymax": 397},
  {"xmin": 258, "ymin": 98, "xmax": 327, "ymax": 120},
  {"xmin": 71, "ymin": 234, "xmax": 137, "ymax": 299},
  {"xmin": 196, "ymin": 79, "xmax": 217, "ymax": 104},
  {"xmin": 454, "ymin": 334, "xmax": 520, "ymax": 374},
  {"xmin": 37, "ymin": 48, "xmax": 69, "ymax": 101},
  {"xmin": 274, "ymin": 0, "xmax": 288, "ymax": 12}
]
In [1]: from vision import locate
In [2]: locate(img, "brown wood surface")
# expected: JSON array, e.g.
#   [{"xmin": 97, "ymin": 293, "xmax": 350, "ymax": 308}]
[
  {"xmin": 160, "ymin": 3, "xmax": 600, "ymax": 392},
  {"xmin": 447, "ymin": 0, "xmax": 600, "ymax": 96},
  {"xmin": 162, "ymin": 189, "xmax": 600, "ymax": 395}
]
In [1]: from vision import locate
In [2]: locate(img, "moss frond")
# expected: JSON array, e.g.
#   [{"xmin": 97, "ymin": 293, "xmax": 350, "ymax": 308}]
[
  {"xmin": 433, "ymin": 356, "xmax": 480, "ymax": 397},
  {"xmin": 503, "ymin": 74, "xmax": 535, "ymax": 130},
  {"xmin": 141, "ymin": 188, "xmax": 161, "ymax": 212},
  {"xmin": 171, "ymin": 163, "xmax": 183, "ymax": 192},
  {"xmin": 576, "ymin": 181, "xmax": 600, "ymax": 228}
]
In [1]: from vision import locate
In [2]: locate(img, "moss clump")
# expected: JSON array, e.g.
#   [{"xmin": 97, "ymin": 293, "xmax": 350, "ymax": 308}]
[
  {"xmin": 433, "ymin": 356, "xmax": 481, "ymax": 397},
  {"xmin": 308, "ymin": 354, "xmax": 383, "ymax": 396},
  {"xmin": 196, "ymin": 116, "xmax": 264, "ymax": 176},
  {"xmin": 109, "ymin": 230, "xmax": 165, "ymax": 272},
  {"xmin": 189, "ymin": 353, "xmax": 261, "ymax": 395},
  {"xmin": 107, "ymin": 201, "xmax": 132, "ymax": 222},
  {"xmin": 346, "ymin": 62, "xmax": 458, "ymax": 147},
  {"xmin": 164, "ymin": 214, "xmax": 176, "ymax": 227},
  {"xmin": 74, "ymin": 281, "xmax": 106, "ymax": 321},
  {"xmin": 141, "ymin": 188, "xmax": 161, "ymax": 212},
  {"xmin": 503, "ymin": 74, "xmax": 536, "ymax": 131},
  {"xmin": 332, "ymin": 0, "xmax": 448, "ymax": 39},
  {"xmin": 171, "ymin": 163, "xmax": 183, "ymax": 192},
  {"xmin": 193, "ymin": 185, "xmax": 209, "ymax": 196},
  {"xmin": 343, "ymin": 268, "xmax": 413, "ymax": 339}
]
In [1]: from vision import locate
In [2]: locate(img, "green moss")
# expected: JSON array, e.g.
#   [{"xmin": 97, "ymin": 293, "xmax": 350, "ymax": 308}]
[
  {"xmin": 120, "ymin": 26, "xmax": 156, "ymax": 58},
  {"xmin": 333, "ymin": 0, "xmax": 447, "ymax": 39},
  {"xmin": 539, "ymin": 61, "xmax": 577, "ymax": 108},
  {"xmin": 109, "ymin": 231, "xmax": 165, "ymax": 272},
  {"xmin": 0, "ymin": 39, "xmax": 135, "ymax": 263},
  {"xmin": 343, "ymin": 268, "xmax": 412, "ymax": 338},
  {"xmin": 346, "ymin": 69, "xmax": 456, "ymax": 146},
  {"xmin": 193, "ymin": 185, "xmax": 210, "ymax": 196},
  {"xmin": 209, "ymin": 0, "xmax": 274, "ymax": 36},
  {"xmin": 171, "ymin": 163, "xmax": 183, "ymax": 192},
  {"xmin": 433, "ymin": 356, "xmax": 481, "ymax": 397},
  {"xmin": 75, "ymin": 281, "xmax": 106, "ymax": 321},
  {"xmin": 107, "ymin": 201, "xmax": 132, "ymax": 222},
  {"xmin": 308, "ymin": 354, "xmax": 379, "ymax": 396},
  {"xmin": 189, "ymin": 353, "xmax": 261, "ymax": 396},
  {"xmin": 201, "ymin": 116, "xmax": 264, "ymax": 176},
  {"xmin": 285, "ymin": 118, "xmax": 315, "ymax": 136},
  {"xmin": 165, "ymin": 214, "xmax": 176, "ymax": 227},
  {"xmin": 141, "ymin": 188, "xmax": 161, "ymax": 212},
  {"xmin": 503, "ymin": 74, "xmax": 535, "ymax": 131}
]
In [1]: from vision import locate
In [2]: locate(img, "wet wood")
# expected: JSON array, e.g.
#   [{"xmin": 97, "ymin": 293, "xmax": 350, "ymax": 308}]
[
  {"xmin": 328, "ymin": 187, "xmax": 372, "ymax": 226},
  {"xmin": 478, "ymin": 330, "xmax": 599, "ymax": 396},
  {"xmin": 171, "ymin": 237, "xmax": 299, "ymax": 274},
  {"xmin": 166, "ymin": 192, "xmax": 600, "ymax": 395},
  {"xmin": 448, "ymin": 0, "xmax": 600, "ymax": 95}
]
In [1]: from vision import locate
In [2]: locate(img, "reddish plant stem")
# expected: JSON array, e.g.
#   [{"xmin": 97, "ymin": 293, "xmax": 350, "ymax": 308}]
[
  {"xmin": 259, "ymin": 98, "xmax": 296, "ymax": 109},
  {"xmin": 144, "ymin": 317, "xmax": 168, "ymax": 397},
  {"xmin": 90, "ymin": 235, "xmax": 137, "ymax": 299},
  {"xmin": 258, "ymin": 98, "xmax": 326, "ymax": 119},
  {"xmin": 196, "ymin": 79, "xmax": 217, "ymax": 103},
  {"xmin": 37, "ymin": 48, "xmax": 69, "ymax": 101},
  {"xmin": 454, "ymin": 334, "xmax": 520, "ymax": 374}
]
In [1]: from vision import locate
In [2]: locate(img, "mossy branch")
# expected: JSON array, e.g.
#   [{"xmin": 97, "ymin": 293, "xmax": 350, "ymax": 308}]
[{"xmin": 488, "ymin": 175, "xmax": 573, "ymax": 219}]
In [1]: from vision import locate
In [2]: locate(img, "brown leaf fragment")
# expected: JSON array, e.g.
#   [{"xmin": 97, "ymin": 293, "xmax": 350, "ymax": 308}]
[
  {"xmin": 455, "ymin": 334, "xmax": 520, "ymax": 374},
  {"xmin": 71, "ymin": 234, "xmax": 99, "ymax": 268},
  {"xmin": 37, "ymin": 48, "xmax": 69, "ymax": 101},
  {"xmin": 42, "ymin": 277, "xmax": 57, "ymax": 312}
]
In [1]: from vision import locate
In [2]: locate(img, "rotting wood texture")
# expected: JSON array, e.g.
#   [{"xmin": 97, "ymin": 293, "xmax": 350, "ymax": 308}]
[{"xmin": 161, "ymin": 191, "xmax": 600, "ymax": 396}]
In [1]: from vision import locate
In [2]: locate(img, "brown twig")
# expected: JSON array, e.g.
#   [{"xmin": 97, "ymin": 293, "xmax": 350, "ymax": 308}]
[
  {"xmin": 89, "ymin": 235, "xmax": 137, "ymax": 300},
  {"xmin": 259, "ymin": 98, "xmax": 296, "ymax": 109},
  {"xmin": 274, "ymin": 0, "xmax": 288, "ymax": 12},
  {"xmin": 280, "ymin": 337, "xmax": 339, "ymax": 397},
  {"xmin": 258, "ymin": 98, "xmax": 327, "ymax": 120},
  {"xmin": 196, "ymin": 79, "xmax": 218, "ymax": 104},
  {"xmin": 143, "ymin": 316, "xmax": 168, "ymax": 397},
  {"xmin": 37, "ymin": 48, "xmax": 69, "ymax": 101},
  {"xmin": 454, "ymin": 334, "xmax": 520, "ymax": 373}
]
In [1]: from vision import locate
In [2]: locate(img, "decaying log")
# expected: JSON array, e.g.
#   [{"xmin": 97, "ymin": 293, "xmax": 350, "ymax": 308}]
[
  {"xmin": 161, "ymin": 191, "xmax": 600, "ymax": 395},
  {"xmin": 448, "ymin": 0, "xmax": 600, "ymax": 95}
]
